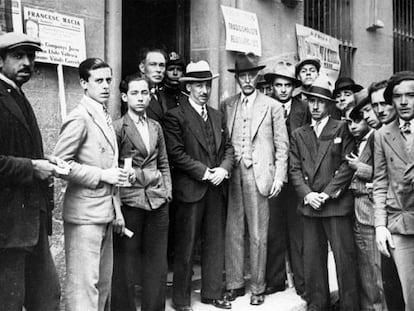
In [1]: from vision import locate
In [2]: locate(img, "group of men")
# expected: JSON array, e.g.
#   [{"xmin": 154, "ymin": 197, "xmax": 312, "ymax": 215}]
[{"xmin": 1, "ymin": 29, "xmax": 413, "ymax": 311}]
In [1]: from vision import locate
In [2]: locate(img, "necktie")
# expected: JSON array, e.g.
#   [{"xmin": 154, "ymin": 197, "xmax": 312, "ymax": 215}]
[
  {"xmin": 313, "ymin": 121, "xmax": 321, "ymax": 137},
  {"xmin": 401, "ymin": 121, "xmax": 411, "ymax": 135},
  {"xmin": 282, "ymin": 104, "xmax": 288, "ymax": 119},
  {"xmin": 241, "ymin": 97, "xmax": 248, "ymax": 118},
  {"xmin": 102, "ymin": 105, "xmax": 113, "ymax": 129},
  {"xmin": 201, "ymin": 105, "xmax": 208, "ymax": 122}
]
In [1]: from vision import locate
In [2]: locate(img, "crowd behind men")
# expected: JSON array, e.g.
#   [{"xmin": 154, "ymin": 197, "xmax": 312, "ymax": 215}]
[{"xmin": 0, "ymin": 31, "xmax": 413, "ymax": 311}]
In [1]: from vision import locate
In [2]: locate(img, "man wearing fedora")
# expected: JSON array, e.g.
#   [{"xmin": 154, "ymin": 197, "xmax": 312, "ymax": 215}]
[
  {"xmin": 374, "ymin": 71, "xmax": 414, "ymax": 310},
  {"xmin": 353, "ymin": 89, "xmax": 382, "ymax": 130},
  {"xmin": 332, "ymin": 77, "xmax": 363, "ymax": 119},
  {"xmin": 263, "ymin": 60, "xmax": 310, "ymax": 297},
  {"xmin": 289, "ymin": 75, "xmax": 359, "ymax": 310},
  {"xmin": 164, "ymin": 60, "xmax": 234, "ymax": 311},
  {"xmin": 222, "ymin": 53, "xmax": 289, "ymax": 305},
  {"xmin": 295, "ymin": 58, "xmax": 321, "ymax": 101},
  {"xmin": 0, "ymin": 32, "xmax": 61, "ymax": 310}
]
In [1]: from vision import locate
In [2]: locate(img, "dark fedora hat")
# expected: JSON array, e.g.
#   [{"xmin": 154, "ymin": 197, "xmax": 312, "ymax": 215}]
[
  {"xmin": 302, "ymin": 74, "xmax": 336, "ymax": 103},
  {"xmin": 333, "ymin": 77, "xmax": 363, "ymax": 96},
  {"xmin": 384, "ymin": 71, "xmax": 414, "ymax": 103},
  {"xmin": 349, "ymin": 88, "xmax": 370, "ymax": 120},
  {"xmin": 228, "ymin": 53, "xmax": 265, "ymax": 73},
  {"xmin": 295, "ymin": 58, "xmax": 321, "ymax": 77}
]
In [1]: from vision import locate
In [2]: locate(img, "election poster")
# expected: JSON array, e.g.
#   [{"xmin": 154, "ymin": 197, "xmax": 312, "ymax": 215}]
[
  {"xmin": 221, "ymin": 5, "xmax": 261, "ymax": 56},
  {"xmin": 296, "ymin": 24, "xmax": 341, "ymax": 84},
  {"xmin": 23, "ymin": 6, "xmax": 86, "ymax": 67}
]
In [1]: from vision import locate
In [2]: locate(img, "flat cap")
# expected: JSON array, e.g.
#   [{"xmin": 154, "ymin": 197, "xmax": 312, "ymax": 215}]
[
  {"xmin": 0, "ymin": 32, "xmax": 42, "ymax": 52},
  {"xmin": 384, "ymin": 71, "xmax": 414, "ymax": 103},
  {"xmin": 349, "ymin": 88, "xmax": 370, "ymax": 120}
]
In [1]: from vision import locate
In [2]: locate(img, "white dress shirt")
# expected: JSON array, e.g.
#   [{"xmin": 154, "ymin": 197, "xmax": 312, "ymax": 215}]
[{"xmin": 311, "ymin": 115, "xmax": 329, "ymax": 137}]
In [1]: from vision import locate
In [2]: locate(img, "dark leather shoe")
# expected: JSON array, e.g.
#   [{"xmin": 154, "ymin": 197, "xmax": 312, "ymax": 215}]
[
  {"xmin": 264, "ymin": 284, "xmax": 286, "ymax": 295},
  {"xmin": 201, "ymin": 298, "xmax": 232, "ymax": 309},
  {"xmin": 250, "ymin": 293, "xmax": 265, "ymax": 306},
  {"xmin": 172, "ymin": 303, "xmax": 193, "ymax": 311},
  {"xmin": 223, "ymin": 287, "xmax": 245, "ymax": 301}
]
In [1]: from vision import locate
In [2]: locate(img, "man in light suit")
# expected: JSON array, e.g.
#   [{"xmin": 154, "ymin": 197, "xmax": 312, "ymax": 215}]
[
  {"xmin": 374, "ymin": 71, "xmax": 414, "ymax": 311},
  {"xmin": 222, "ymin": 53, "xmax": 289, "ymax": 306},
  {"xmin": 345, "ymin": 91, "xmax": 387, "ymax": 311},
  {"xmin": 289, "ymin": 75, "xmax": 359, "ymax": 310},
  {"xmin": 263, "ymin": 60, "xmax": 310, "ymax": 297},
  {"xmin": 164, "ymin": 61, "xmax": 234, "ymax": 311},
  {"xmin": 54, "ymin": 58, "xmax": 128, "ymax": 311},
  {"xmin": 111, "ymin": 74, "xmax": 172, "ymax": 311}
]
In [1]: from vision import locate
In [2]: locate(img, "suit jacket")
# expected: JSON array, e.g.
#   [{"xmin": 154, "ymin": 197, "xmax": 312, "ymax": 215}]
[
  {"xmin": 0, "ymin": 80, "xmax": 53, "ymax": 248},
  {"xmin": 286, "ymin": 97, "xmax": 311, "ymax": 137},
  {"xmin": 164, "ymin": 98, "xmax": 234, "ymax": 203},
  {"xmin": 289, "ymin": 118, "xmax": 355, "ymax": 217},
  {"xmin": 53, "ymin": 96, "xmax": 120, "ymax": 224},
  {"xmin": 221, "ymin": 92, "xmax": 289, "ymax": 196},
  {"xmin": 373, "ymin": 119, "xmax": 414, "ymax": 234},
  {"xmin": 113, "ymin": 113, "xmax": 172, "ymax": 210},
  {"xmin": 147, "ymin": 92, "xmax": 168, "ymax": 124},
  {"xmin": 349, "ymin": 132, "xmax": 375, "ymax": 226}
]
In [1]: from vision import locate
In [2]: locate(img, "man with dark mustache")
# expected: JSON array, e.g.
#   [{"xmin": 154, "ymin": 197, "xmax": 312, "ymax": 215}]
[{"xmin": 0, "ymin": 32, "xmax": 61, "ymax": 310}]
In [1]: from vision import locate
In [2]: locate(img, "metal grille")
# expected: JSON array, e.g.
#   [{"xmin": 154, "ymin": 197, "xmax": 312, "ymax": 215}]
[
  {"xmin": 304, "ymin": 0, "xmax": 355, "ymax": 77},
  {"xmin": 393, "ymin": 0, "xmax": 414, "ymax": 72}
]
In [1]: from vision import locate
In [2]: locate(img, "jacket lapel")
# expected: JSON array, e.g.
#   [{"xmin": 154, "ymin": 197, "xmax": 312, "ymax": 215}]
[
  {"xmin": 147, "ymin": 95, "xmax": 163, "ymax": 120},
  {"xmin": 182, "ymin": 100, "xmax": 209, "ymax": 152},
  {"xmin": 251, "ymin": 93, "xmax": 268, "ymax": 140},
  {"xmin": 123, "ymin": 114, "xmax": 149, "ymax": 158},
  {"xmin": 147, "ymin": 119, "xmax": 159, "ymax": 156},
  {"xmin": 358, "ymin": 131, "xmax": 374, "ymax": 163},
  {"xmin": 207, "ymin": 107, "xmax": 222, "ymax": 152},
  {"xmin": 226, "ymin": 94, "xmax": 239, "ymax": 138},
  {"xmin": 81, "ymin": 97, "xmax": 116, "ymax": 152},
  {"xmin": 313, "ymin": 118, "xmax": 338, "ymax": 175},
  {"xmin": 300, "ymin": 124, "xmax": 318, "ymax": 163},
  {"xmin": 384, "ymin": 120, "xmax": 409, "ymax": 164}
]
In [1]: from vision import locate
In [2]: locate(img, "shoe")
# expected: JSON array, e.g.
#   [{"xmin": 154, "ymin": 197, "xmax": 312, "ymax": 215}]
[
  {"xmin": 250, "ymin": 293, "xmax": 265, "ymax": 306},
  {"xmin": 201, "ymin": 298, "xmax": 232, "ymax": 309},
  {"xmin": 172, "ymin": 303, "xmax": 193, "ymax": 311},
  {"xmin": 223, "ymin": 287, "xmax": 245, "ymax": 301},
  {"xmin": 264, "ymin": 284, "xmax": 286, "ymax": 295}
]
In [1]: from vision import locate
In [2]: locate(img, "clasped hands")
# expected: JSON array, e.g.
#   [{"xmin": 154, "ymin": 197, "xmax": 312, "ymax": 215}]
[
  {"xmin": 205, "ymin": 167, "xmax": 228, "ymax": 186},
  {"xmin": 304, "ymin": 192, "xmax": 329, "ymax": 210}
]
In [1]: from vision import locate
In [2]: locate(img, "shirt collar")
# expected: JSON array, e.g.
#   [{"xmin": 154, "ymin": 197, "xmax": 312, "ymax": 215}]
[
  {"xmin": 311, "ymin": 115, "xmax": 329, "ymax": 128},
  {"xmin": 188, "ymin": 97, "xmax": 206, "ymax": 115},
  {"xmin": 128, "ymin": 110, "xmax": 147, "ymax": 123},
  {"xmin": 399, "ymin": 118, "xmax": 414, "ymax": 129},
  {"xmin": 361, "ymin": 129, "xmax": 374, "ymax": 141},
  {"xmin": 241, "ymin": 90, "xmax": 257, "ymax": 103},
  {"xmin": 0, "ymin": 72, "xmax": 21, "ymax": 92}
]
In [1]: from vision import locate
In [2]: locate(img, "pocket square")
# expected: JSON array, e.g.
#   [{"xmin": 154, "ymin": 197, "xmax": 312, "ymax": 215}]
[{"xmin": 334, "ymin": 137, "xmax": 342, "ymax": 144}]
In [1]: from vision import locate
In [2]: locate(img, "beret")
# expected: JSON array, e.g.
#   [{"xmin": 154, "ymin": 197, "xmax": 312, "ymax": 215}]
[
  {"xmin": 295, "ymin": 58, "xmax": 321, "ymax": 77},
  {"xmin": 0, "ymin": 32, "xmax": 42, "ymax": 52},
  {"xmin": 384, "ymin": 71, "xmax": 414, "ymax": 103}
]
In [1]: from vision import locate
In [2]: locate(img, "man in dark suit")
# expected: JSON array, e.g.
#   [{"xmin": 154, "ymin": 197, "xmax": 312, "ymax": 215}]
[
  {"xmin": 344, "ymin": 92, "xmax": 387, "ymax": 310},
  {"xmin": 112, "ymin": 74, "xmax": 172, "ymax": 311},
  {"xmin": 0, "ymin": 32, "xmax": 60, "ymax": 310},
  {"xmin": 164, "ymin": 60, "xmax": 234, "ymax": 311},
  {"xmin": 374, "ymin": 71, "xmax": 414, "ymax": 310},
  {"xmin": 263, "ymin": 60, "xmax": 310, "ymax": 297},
  {"xmin": 289, "ymin": 75, "xmax": 359, "ymax": 310}
]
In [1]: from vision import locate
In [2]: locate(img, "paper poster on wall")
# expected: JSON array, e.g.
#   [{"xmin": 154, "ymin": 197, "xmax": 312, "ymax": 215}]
[
  {"xmin": 296, "ymin": 24, "xmax": 341, "ymax": 84},
  {"xmin": 221, "ymin": 5, "xmax": 262, "ymax": 56},
  {"xmin": 23, "ymin": 6, "xmax": 86, "ymax": 67}
]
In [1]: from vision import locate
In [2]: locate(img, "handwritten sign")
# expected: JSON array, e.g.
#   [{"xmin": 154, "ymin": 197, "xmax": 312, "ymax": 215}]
[{"xmin": 221, "ymin": 5, "xmax": 261, "ymax": 56}]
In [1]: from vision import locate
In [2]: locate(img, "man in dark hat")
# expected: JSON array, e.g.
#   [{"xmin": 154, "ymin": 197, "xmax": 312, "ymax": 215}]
[
  {"xmin": 332, "ymin": 77, "xmax": 363, "ymax": 119},
  {"xmin": 0, "ymin": 32, "xmax": 61, "ymax": 310},
  {"xmin": 344, "ymin": 96, "xmax": 387, "ymax": 311},
  {"xmin": 263, "ymin": 60, "xmax": 310, "ymax": 297},
  {"xmin": 222, "ymin": 53, "xmax": 289, "ymax": 306},
  {"xmin": 164, "ymin": 60, "xmax": 234, "ymax": 311},
  {"xmin": 162, "ymin": 51, "xmax": 187, "ymax": 110},
  {"xmin": 374, "ymin": 71, "xmax": 414, "ymax": 310},
  {"xmin": 289, "ymin": 75, "xmax": 359, "ymax": 310},
  {"xmin": 351, "ymin": 88, "xmax": 381, "ymax": 130}
]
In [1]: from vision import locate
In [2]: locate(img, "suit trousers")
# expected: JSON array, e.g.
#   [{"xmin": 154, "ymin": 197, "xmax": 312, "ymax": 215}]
[
  {"xmin": 172, "ymin": 185, "xmax": 226, "ymax": 306},
  {"xmin": 381, "ymin": 254, "xmax": 405, "ymax": 311},
  {"xmin": 112, "ymin": 204, "xmax": 169, "ymax": 311},
  {"xmin": 390, "ymin": 234, "xmax": 414, "ymax": 311},
  {"xmin": 64, "ymin": 222, "xmax": 113, "ymax": 311},
  {"xmin": 303, "ymin": 216, "xmax": 359, "ymax": 311},
  {"xmin": 225, "ymin": 164, "xmax": 269, "ymax": 295},
  {"xmin": 353, "ymin": 221, "xmax": 387, "ymax": 311},
  {"xmin": 0, "ymin": 211, "xmax": 60, "ymax": 311}
]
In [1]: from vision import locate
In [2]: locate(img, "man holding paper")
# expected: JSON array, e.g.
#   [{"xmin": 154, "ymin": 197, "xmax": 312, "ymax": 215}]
[
  {"xmin": 53, "ymin": 58, "xmax": 128, "ymax": 311},
  {"xmin": 0, "ymin": 32, "xmax": 61, "ymax": 311},
  {"xmin": 111, "ymin": 73, "xmax": 172, "ymax": 311}
]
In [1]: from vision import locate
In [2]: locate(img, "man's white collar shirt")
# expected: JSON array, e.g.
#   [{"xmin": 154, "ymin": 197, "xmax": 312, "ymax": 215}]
[
  {"xmin": 358, "ymin": 129, "xmax": 374, "ymax": 156},
  {"xmin": 189, "ymin": 97, "xmax": 207, "ymax": 118},
  {"xmin": 128, "ymin": 110, "xmax": 150, "ymax": 153},
  {"xmin": 240, "ymin": 91, "xmax": 257, "ymax": 117},
  {"xmin": 311, "ymin": 116, "xmax": 329, "ymax": 137},
  {"xmin": 281, "ymin": 99, "xmax": 292, "ymax": 118}
]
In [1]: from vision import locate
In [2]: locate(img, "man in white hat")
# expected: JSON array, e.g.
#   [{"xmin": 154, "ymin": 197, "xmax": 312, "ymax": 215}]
[
  {"xmin": 222, "ymin": 53, "xmax": 289, "ymax": 306},
  {"xmin": 164, "ymin": 60, "xmax": 234, "ymax": 311},
  {"xmin": 289, "ymin": 75, "xmax": 359, "ymax": 310},
  {"xmin": 0, "ymin": 32, "xmax": 61, "ymax": 310},
  {"xmin": 263, "ymin": 60, "xmax": 310, "ymax": 297}
]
